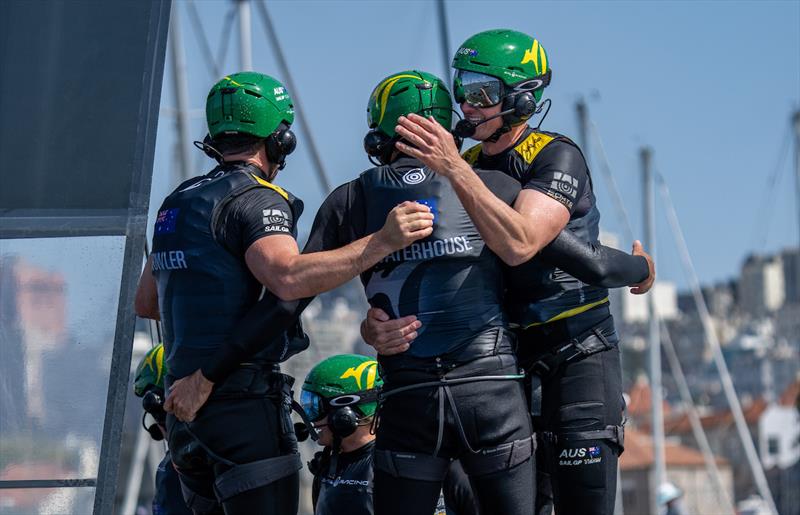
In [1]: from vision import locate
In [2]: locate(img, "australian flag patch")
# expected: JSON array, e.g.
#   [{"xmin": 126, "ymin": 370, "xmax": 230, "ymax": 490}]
[{"xmin": 155, "ymin": 208, "xmax": 179, "ymax": 234}]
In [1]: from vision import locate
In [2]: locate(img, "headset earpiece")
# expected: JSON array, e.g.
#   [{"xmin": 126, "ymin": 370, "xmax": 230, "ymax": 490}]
[
  {"xmin": 500, "ymin": 90, "xmax": 537, "ymax": 126},
  {"xmin": 513, "ymin": 92, "xmax": 537, "ymax": 118},
  {"xmin": 329, "ymin": 406, "xmax": 359, "ymax": 438},
  {"xmin": 364, "ymin": 129, "xmax": 396, "ymax": 165},
  {"xmin": 266, "ymin": 123, "xmax": 297, "ymax": 170},
  {"xmin": 364, "ymin": 130, "xmax": 391, "ymax": 157}
]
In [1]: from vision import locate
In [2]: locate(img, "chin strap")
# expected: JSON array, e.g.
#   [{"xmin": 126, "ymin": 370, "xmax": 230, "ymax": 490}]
[{"xmin": 486, "ymin": 123, "xmax": 512, "ymax": 143}]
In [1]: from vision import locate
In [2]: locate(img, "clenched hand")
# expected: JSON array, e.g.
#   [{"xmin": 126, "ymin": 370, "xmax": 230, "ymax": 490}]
[{"xmin": 377, "ymin": 201, "xmax": 434, "ymax": 250}]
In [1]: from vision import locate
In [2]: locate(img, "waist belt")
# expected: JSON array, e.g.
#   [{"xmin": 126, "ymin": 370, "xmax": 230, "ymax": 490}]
[
  {"xmin": 528, "ymin": 324, "xmax": 613, "ymax": 418},
  {"xmin": 209, "ymin": 363, "xmax": 284, "ymax": 400},
  {"xmin": 379, "ymin": 327, "xmax": 514, "ymax": 374}
]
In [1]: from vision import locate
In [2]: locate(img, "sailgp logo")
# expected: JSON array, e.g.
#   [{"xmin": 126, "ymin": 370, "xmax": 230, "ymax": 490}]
[
  {"xmin": 262, "ymin": 209, "xmax": 290, "ymax": 233},
  {"xmin": 402, "ymin": 168, "xmax": 426, "ymax": 185},
  {"xmin": 558, "ymin": 446, "xmax": 602, "ymax": 466}
]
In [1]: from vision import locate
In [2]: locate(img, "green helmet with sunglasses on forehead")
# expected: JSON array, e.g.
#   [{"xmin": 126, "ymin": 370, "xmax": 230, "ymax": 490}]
[
  {"xmin": 301, "ymin": 354, "xmax": 383, "ymax": 422},
  {"xmin": 453, "ymin": 29, "xmax": 551, "ymax": 101}
]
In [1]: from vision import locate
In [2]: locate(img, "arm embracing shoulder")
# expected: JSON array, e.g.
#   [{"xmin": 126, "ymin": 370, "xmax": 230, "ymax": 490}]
[
  {"xmin": 199, "ymin": 184, "xmax": 360, "ymax": 382},
  {"xmin": 540, "ymin": 230, "xmax": 649, "ymax": 287}
]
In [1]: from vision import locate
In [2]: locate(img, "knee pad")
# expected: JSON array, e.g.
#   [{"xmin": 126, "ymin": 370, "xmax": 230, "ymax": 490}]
[
  {"xmin": 374, "ymin": 449, "xmax": 450, "ymax": 482},
  {"xmin": 460, "ymin": 435, "xmax": 534, "ymax": 477},
  {"xmin": 213, "ymin": 453, "xmax": 302, "ymax": 502}
]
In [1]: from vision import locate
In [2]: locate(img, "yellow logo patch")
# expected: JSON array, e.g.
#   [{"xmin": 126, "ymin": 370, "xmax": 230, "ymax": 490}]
[
  {"xmin": 144, "ymin": 345, "xmax": 164, "ymax": 385},
  {"xmin": 340, "ymin": 360, "xmax": 379, "ymax": 390},
  {"xmin": 520, "ymin": 39, "xmax": 547, "ymax": 75},
  {"xmin": 514, "ymin": 132, "xmax": 555, "ymax": 165}
]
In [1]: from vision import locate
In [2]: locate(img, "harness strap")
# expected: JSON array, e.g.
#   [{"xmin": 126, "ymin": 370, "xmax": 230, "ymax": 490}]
[
  {"xmin": 180, "ymin": 481, "xmax": 219, "ymax": 513},
  {"xmin": 433, "ymin": 385, "xmax": 446, "ymax": 456},
  {"xmin": 443, "ymin": 384, "xmax": 477, "ymax": 455},
  {"xmin": 557, "ymin": 424, "xmax": 625, "ymax": 453},
  {"xmin": 528, "ymin": 327, "xmax": 612, "ymax": 417},
  {"xmin": 214, "ymin": 453, "xmax": 302, "ymax": 502},
  {"xmin": 459, "ymin": 435, "xmax": 535, "ymax": 477},
  {"xmin": 378, "ymin": 373, "xmax": 525, "ymax": 401},
  {"xmin": 374, "ymin": 449, "xmax": 451, "ymax": 482}
]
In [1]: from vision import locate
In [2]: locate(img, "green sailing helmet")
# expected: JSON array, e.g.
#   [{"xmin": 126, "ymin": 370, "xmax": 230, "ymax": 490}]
[
  {"xmin": 301, "ymin": 354, "xmax": 383, "ymax": 421},
  {"xmin": 134, "ymin": 344, "xmax": 166, "ymax": 397},
  {"xmin": 206, "ymin": 72, "xmax": 295, "ymax": 139},
  {"xmin": 366, "ymin": 70, "xmax": 453, "ymax": 138},
  {"xmin": 452, "ymin": 29, "xmax": 551, "ymax": 102}
]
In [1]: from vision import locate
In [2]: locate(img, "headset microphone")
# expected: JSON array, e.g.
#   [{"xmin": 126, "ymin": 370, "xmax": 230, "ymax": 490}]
[{"xmin": 453, "ymin": 107, "xmax": 516, "ymax": 139}]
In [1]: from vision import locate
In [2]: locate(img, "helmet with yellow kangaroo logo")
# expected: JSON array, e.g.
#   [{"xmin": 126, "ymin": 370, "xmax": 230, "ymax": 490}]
[
  {"xmin": 301, "ymin": 354, "xmax": 383, "ymax": 423},
  {"xmin": 452, "ymin": 29, "xmax": 552, "ymax": 126},
  {"xmin": 134, "ymin": 343, "xmax": 166, "ymax": 397},
  {"xmin": 364, "ymin": 70, "xmax": 454, "ymax": 164}
]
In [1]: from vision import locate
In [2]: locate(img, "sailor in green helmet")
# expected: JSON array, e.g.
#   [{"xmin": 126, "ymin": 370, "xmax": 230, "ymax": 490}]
[
  {"xmin": 362, "ymin": 30, "xmax": 656, "ymax": 515},
  {"xmin": 134, "ymin": 71, "xmax": 434, "ymax": 514},
  {"xmin": 133, "ymin": 344, "xmax": 192, "ymax": 515},
  {"xmin": 302, "ymin": 354, "xmax": 382, "ymax": 515},
  {"xmin": 301, "ymin": 354, "xmax": 479, "ymax": 515}
]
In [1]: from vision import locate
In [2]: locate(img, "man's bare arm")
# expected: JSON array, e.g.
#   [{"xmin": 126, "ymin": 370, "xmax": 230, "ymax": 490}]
[
  {"xmin": 395, "ymin": 113, "xmax": 569, "ymax": 265},
  {"xmin": 246, "ymin": 201, "xmax": 433, "ymax": 301},
  {"xmin": 134, "ymin": 255, "xmax": 160, "ymax": 320}
]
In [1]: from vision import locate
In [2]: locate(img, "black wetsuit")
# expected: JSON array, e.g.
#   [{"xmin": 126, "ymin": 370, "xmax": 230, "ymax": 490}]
[
  {"xmin": 151, "ymin": 162, "xmax": 306, "ymax": 515},
  {"xmin": 153, "ymin": 452, "xmax": 192, "ymax": 515},
  {"xmin": 305, "ymin": 157, "xmax": 534, "ymax": 515},
  {"xmin": 311, "ymin": 442, "xmax": 374, "ymax": 515},
  {"xmin": 463, "ymin": 127, "xmax": 644, "ymax": 515},
  {"xmin": 309, "ymin": 442, "xmax": 480, "ymax": 515}
]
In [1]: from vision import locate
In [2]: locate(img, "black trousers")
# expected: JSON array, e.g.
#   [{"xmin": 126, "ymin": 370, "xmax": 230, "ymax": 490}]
[
  {"xmin": 374, "ymin": 333, "xmax": 534, "ymax": 515},
  {"xmin": 166, "ymin": 367, "xmax": 299, "ymax": 515},
  {"xmin": 517, "ymin": 305, "xmax": 624, "ymax": 515}
]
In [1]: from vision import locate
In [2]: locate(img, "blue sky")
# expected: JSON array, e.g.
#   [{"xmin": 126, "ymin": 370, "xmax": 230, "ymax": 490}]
[{"xmin": 151, "ymin": 0, "xmax": 800, "ymax": 291}]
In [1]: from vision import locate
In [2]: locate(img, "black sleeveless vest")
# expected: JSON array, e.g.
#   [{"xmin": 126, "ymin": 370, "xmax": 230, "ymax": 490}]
[
  {"xmin": 358, "ymin": 158, "xmax": 506, "ymax": 357},
  {"xmin": 151, "ymin": 163, "xmax": 303, "ymax": 378}
]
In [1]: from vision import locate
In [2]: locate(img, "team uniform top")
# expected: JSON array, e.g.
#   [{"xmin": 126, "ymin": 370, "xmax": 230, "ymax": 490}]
[
  {"xmin": 305, "ymin": 156, "xmax": 520, "ymax": 358},
  {"xmin": 463, "ymin": 127, "xmax": 609, "ymax": 327},
  {"xmin": 151, "ymin": 162, "xmax": 303, "ymax": 378}
]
